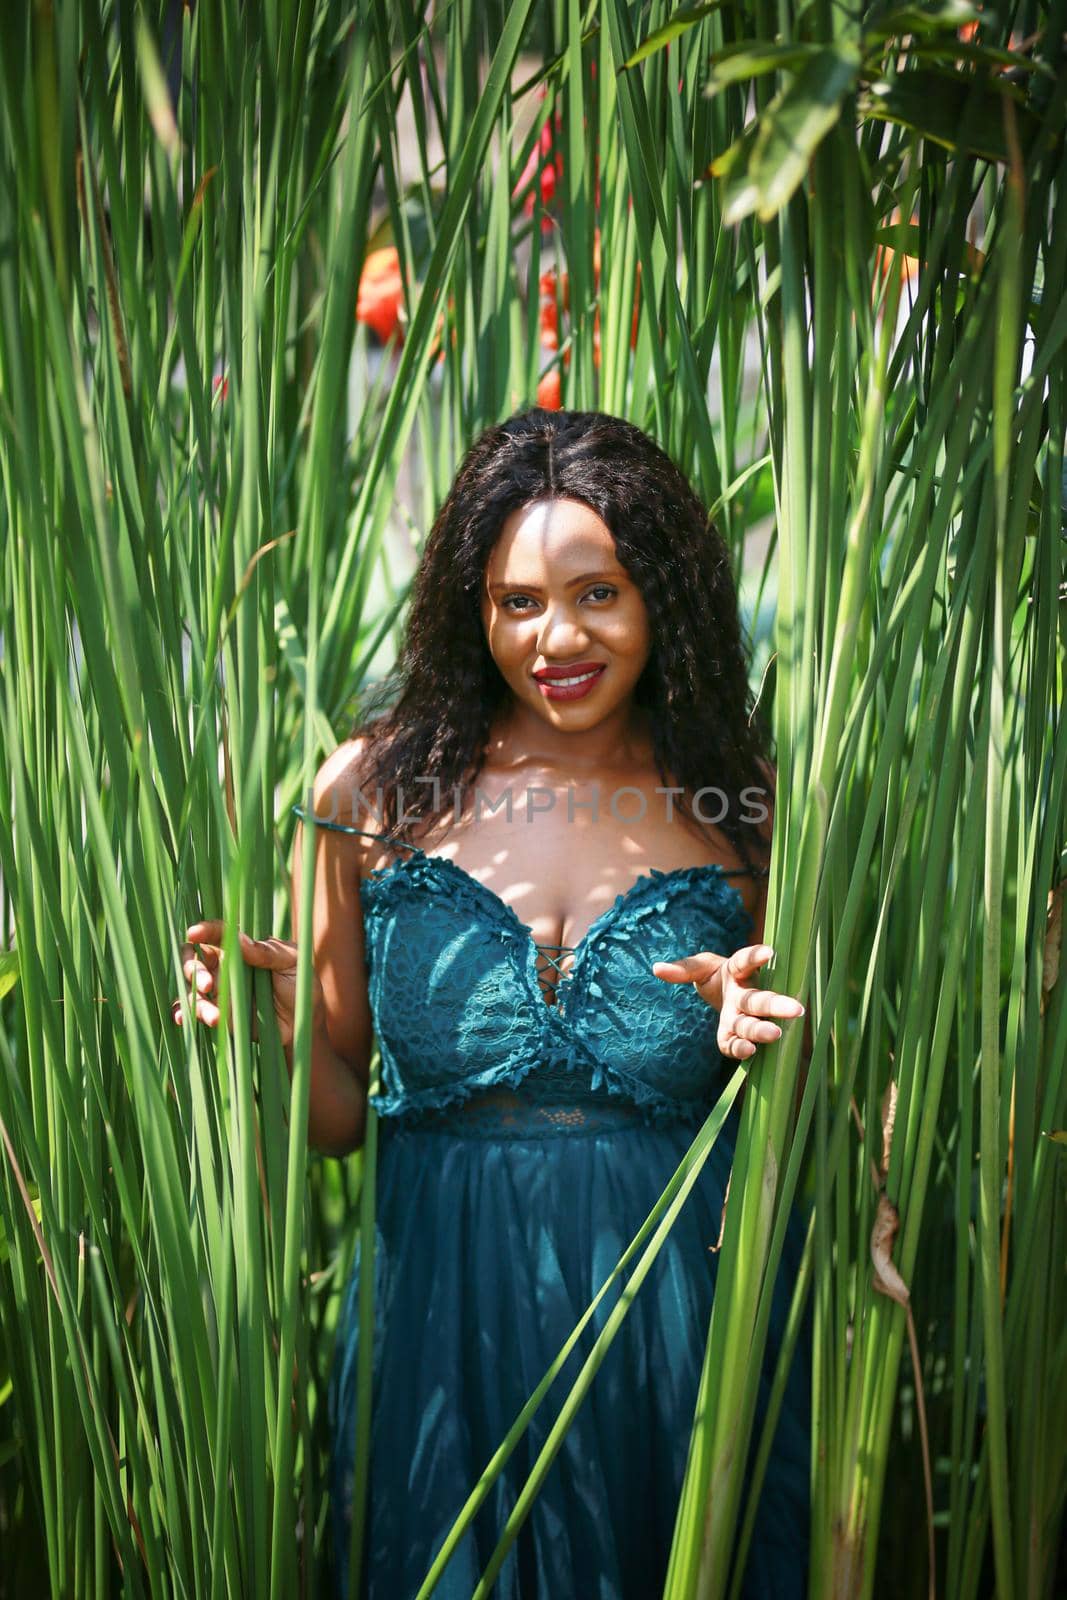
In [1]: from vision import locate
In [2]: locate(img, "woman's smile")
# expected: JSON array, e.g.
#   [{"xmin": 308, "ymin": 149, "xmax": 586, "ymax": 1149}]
[{"xmin": 532, "ymin": 661, "xmax": 607, "ymax": 699}]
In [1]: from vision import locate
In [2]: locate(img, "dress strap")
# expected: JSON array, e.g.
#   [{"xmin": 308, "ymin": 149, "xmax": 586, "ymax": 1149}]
[{"xmin": 290, "ymin": 804, "xmax": 423, "ymax": 858}]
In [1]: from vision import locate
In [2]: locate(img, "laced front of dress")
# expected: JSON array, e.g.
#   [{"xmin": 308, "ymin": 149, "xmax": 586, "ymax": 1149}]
[{"xmin": 292, "ymin": 806, "xmax": 757, "ymax": 1138}]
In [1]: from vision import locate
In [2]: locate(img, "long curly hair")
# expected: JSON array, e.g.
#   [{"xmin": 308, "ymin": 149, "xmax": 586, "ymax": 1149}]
[{"xmin": 349, "ymin": 407, "xmax": 774, "ymax": 877}]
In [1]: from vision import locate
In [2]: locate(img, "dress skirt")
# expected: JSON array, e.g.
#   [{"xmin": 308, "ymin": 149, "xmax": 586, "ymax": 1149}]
[{"xmin": 328, "ymin": 1096, "xmax": 811, "ymax": 1600}]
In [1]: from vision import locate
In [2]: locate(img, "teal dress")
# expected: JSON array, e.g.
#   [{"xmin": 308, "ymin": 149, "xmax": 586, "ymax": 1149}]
[{"xmin": 295, "ymin": 812, "xmax": 810, "ymax": 1599}]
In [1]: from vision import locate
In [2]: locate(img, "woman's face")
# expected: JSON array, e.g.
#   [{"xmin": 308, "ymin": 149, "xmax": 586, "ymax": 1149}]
[{"xmin": 480, "ymin": 497, "xmax": 652, "ymax": 728}]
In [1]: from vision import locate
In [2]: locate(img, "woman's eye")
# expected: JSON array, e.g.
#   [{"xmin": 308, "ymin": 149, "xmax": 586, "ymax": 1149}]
[{"xmin": 501, "ymin": 586, "xmax": 616, "ymax": 612}]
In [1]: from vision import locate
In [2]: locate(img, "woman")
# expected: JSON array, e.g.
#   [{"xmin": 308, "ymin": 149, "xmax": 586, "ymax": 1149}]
[{"xmin": 175, "ymin": 408, "xmax": 810, "ymax": 1598}]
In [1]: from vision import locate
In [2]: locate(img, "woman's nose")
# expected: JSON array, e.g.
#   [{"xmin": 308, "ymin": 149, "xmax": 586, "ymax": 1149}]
[{"xmin": 537, "ymin": 603, "xmax": 589, "ymax": 653}]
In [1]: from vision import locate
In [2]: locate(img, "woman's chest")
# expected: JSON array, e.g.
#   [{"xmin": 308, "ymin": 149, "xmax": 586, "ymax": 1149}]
[{"xmin": 372, "ymin": 771, "xmax": 760, "ymax": 959}]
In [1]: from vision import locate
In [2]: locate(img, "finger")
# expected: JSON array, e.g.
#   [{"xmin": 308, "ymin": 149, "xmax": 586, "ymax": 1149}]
[
  {"xmin": 651, "ymin": 951, "xmax": 724, "ymax": 984},
  {"xmin": 187, "ymin": 923, "xmax": 296, "ymax": 972},
  {"xmin": 241, "ymin": 936, "xmax": 300, "ymax": 972},
  {"xmin": 182, "ymin": 944, "xmax": 219, "ymax": 976},
  {"xmin": 726, "ymin": 1012, "xmax": 784, "ymax": 1045},
  {"xmin": 721, "ymin": 944, "xmax": 778, "ymax": 981},
  {"xmin": 718, "ymin": 1029, "xmax": 758, "ymax": 1060},
  {"xmin": 730, "ymin": 986, "xmax": 805, "ymax": 1020},
  {"xmin": 181, "ymin": 959, "xmax": 218, "ymax": 994},
  {"xmin": 171, "ymin": 996, "xmax": 221, "ymax": 1027}
]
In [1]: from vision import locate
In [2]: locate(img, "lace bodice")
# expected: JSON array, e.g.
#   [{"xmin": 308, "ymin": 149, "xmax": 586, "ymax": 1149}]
[{"xmin": 292, "ymin": 807, "xmax": 756, "ymax": 1128}]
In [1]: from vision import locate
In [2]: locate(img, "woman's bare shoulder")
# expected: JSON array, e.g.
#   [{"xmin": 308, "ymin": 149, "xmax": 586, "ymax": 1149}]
[
  {"xmin": 312, "ymin": 736, "xmax": 370, "ymax": 806},
  {"xmin": 300, "ymin": 736, "xmax": 384, "ymax": 846}
]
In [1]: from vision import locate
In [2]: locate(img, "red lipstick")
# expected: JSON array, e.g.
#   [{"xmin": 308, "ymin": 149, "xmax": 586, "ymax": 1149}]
[{"xmin": 532, "ymin": 662, "xmax": 607, "ymax": 701}]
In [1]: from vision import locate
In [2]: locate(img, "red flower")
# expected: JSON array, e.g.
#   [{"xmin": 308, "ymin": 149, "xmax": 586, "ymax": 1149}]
[
  {"xmin": 514, "ymin": 82, "xmax": 608, "ymax": 225},
  {"xmin": 515, "ymin": 89, "xmax": 564, "ymax": 229},
  {"xmin": 539, "ymin": 268, "xmax": 561, "ymax": 350},
  {"xmin": 532, "ymin": 218, "xmax": 646, "ymax": 406},
  {"xmin": 212, "ymin": 373, "xmax": 229, "ymax": 402},
  {"xmin": 537, "ymin": 267, "xmax": 565, "ymax": 406},
  {"xmin": 357, "ymin": 246, "xmax": 404, "ymax": 343},
  {"xmin": 537, "ymin": 368, "xmax": 562, "ymax": 409},
  {"xmin": 536, "ymin": 228, "xmax": 640, "ymax": 387}
]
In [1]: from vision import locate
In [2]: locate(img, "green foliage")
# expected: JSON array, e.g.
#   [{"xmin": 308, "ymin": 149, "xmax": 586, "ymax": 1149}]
[{"xmin": 0, "ymin": 2, "xmax": 1064, "ymax": 1598}]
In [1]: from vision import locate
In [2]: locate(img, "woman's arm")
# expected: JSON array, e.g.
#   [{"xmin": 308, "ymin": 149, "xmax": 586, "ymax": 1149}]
[{"xmin": 287, "ymin": 738, "xmax": 376, "ymax": 1157}]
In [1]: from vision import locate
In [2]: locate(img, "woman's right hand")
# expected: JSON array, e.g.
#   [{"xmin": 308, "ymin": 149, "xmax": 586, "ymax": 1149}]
[{"xmin": 172, "ymin": 920, "xmax": 323, "ymax": 1053}]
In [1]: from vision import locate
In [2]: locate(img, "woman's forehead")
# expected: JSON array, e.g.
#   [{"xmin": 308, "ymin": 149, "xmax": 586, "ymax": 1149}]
[{"xmin": 486, "ymin": 499, "xmax": 620, "ymax": 580}]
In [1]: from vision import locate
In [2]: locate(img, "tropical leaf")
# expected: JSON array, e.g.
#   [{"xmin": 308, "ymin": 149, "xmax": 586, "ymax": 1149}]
[
  {"xmin": 860, "ymin": 67, "xmax": 1045, "ymax": 163},
  {"xmin": 716, "ymin": 45, "xmax": 863, "ymax": 223}
]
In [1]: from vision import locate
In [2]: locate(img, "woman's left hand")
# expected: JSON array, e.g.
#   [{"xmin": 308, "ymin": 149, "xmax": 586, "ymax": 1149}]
[{"xmin": 652, "ymin": 944, "xmax": 805, "ymax": 1061}]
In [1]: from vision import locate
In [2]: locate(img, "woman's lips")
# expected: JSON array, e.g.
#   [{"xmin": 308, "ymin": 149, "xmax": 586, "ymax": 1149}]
[{"xmin": 533, "ymin": 664, "xmax": 607, "ymax": 701}]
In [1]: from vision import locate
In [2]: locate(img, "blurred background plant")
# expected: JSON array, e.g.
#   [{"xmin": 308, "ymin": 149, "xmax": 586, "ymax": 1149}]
[{"xmin": 0, "ymin": 1, "xmax": 1064, "ymax": 1596}]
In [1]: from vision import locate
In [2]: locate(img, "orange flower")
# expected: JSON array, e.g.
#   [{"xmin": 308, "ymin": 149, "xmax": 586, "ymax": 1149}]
[{"xmin": 357, "ymin": 246, "xmax": 404, "ymax": 343}]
